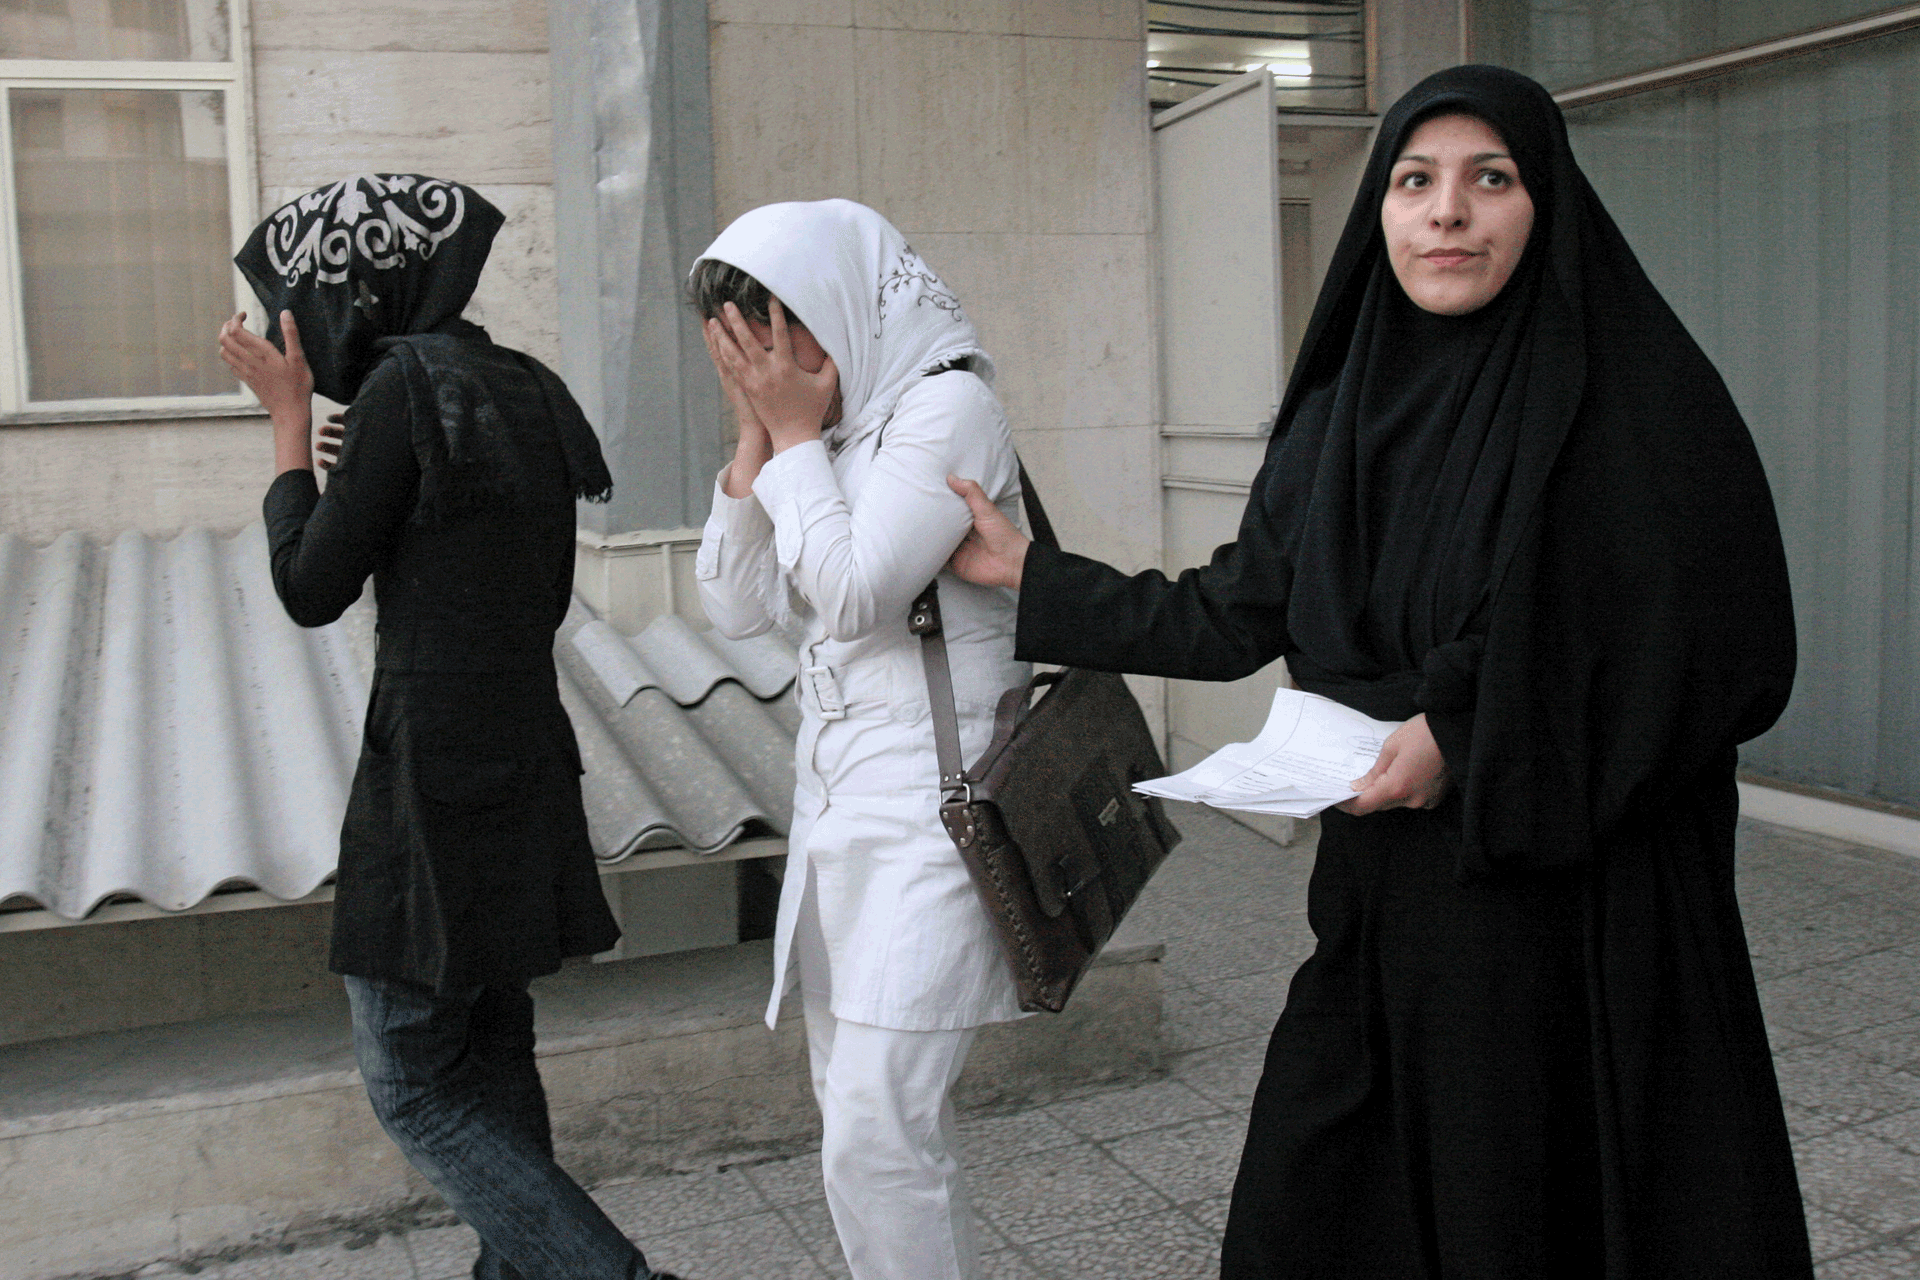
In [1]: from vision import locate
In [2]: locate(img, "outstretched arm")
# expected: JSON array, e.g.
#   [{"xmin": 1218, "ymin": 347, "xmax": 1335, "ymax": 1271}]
[{"xmin": 946, "ymin": 472, "xmax": 1293, "ymax": 682}]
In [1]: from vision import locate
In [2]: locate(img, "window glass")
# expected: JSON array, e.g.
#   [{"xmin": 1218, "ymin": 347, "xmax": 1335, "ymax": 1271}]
[
  {"xmin": 0, "ymin": 0, "xmax": 230, "ymax": 62},
  {"xmin": 1563, "ymin": 26, "xmax": 1920, "ymax": 805},
  {"xmin": 1150, "ymin": 0, "xmax": 1367, "ymax": 114},
  {"xmin": 1475, "ymin": 0, "xmax": 1904, "ymax": 90},
  {"xmin": 10, "ymin": 87, "xmax": 236, "ymax": 401}
]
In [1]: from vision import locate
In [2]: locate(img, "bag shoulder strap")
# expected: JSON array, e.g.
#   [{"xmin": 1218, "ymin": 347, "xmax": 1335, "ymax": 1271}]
[{"xmin": 912, "ymin": 456, "xmax": 1053, "ymax": 802}]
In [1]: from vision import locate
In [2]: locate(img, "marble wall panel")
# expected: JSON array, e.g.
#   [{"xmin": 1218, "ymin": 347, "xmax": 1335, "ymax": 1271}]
[
  {"xmin": 709, "ymin": 21, "xmax": 860, "ymax": 227},
  {"xmin": 463, "ymin": 183, "xmax": 561, "ymax": 366},
  {"xmin": 1019, "ymin": 0, "xmax": 1143, "ymax": 40},
  {"xmin": 709, "ymin": 0, "xmax": 854, "ymax": 25},
  {"xmin": 853, "ymin": 0, "xmax": 1023, "ymax": 34},
  {"xmin": 1011, "ymin": 422, "xmax": 1160, "ymax": 574},
  {"xmin": 250, "ymin": 0, "xmax": 548, "ymax": 52},
  {"xmin": 253, "ymin": 50, "xmax": 554, "ymax": 188},
  {"xmin": 1022, "ymin": 36, "xmax": 1150, "ymax": 234},
  {"xmin": 1016, "ymin": 232, "xmax": 1154, "ymax": 431},
  {"xmin": 852, "ymin": 28, "xmax": 1028, "ymax": 234},
  {"xmin": 0, "ymin": 418, "xmax": 271, "ymax": 541}
]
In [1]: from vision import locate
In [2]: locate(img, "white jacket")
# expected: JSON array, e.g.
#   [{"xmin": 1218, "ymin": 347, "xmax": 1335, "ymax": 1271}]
[{"xmin": 696, "ymin": 371, "xmax": 1029, "ymax": 1031}]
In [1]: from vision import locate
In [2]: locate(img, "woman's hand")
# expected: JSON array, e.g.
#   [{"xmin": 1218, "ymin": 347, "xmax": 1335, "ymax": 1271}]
[
  {"xmin": 315, "ymin": 413, "xmax": 344, "ymax": 470},
  {"xmin": 945, "ymin": 475, "xmax": 1031, "ymax": 590},
  {"xmin": 707, "ymin": 299, "xmax": 838, "ymax": 454},
  {"xmin": 219, "ymin": 309, "xmax": 316, "ymax": 475},
  {"xmin": 705, "ymin": 318, "xmax": 773, "ymax": 498},
  {"xmin": 1337, "ymin": 713, "xmax": 1449, "ymax": 815}
]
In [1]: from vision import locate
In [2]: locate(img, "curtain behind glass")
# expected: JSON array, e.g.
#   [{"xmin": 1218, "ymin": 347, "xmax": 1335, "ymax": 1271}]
[
  {"xmin": 0, "ymin": 0, "xmax": 229, "ymax": 61},
  {"xmin": 1476, "ymin": 0, "xmax": 1904, "ymax": 91},
  {"xmin": 1565, "ymin": 28, "xmax": 1920, "ymax": 807},
  {"xmin": 10, "ymin": 87, "xmax": 235, "ymax": 401}
]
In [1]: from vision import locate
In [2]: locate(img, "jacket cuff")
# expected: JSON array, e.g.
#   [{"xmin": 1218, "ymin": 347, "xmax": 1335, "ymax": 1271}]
[
  {"xmin": 750, "ymin": 438, "xmax": 837, "ymax": 509},
  {"xmin": 263, "ymin": 467, "xmax": 320, "ymax": 531}
]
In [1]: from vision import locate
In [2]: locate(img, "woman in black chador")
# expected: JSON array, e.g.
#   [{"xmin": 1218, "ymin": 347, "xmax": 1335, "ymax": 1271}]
[
  {"xmin": 219, "ymin": 175, "xmax": 678, "ymax": 1280},
  {"xmin": 949, "ymin": 67, "xmax": 1810, "ymax": 1277}
]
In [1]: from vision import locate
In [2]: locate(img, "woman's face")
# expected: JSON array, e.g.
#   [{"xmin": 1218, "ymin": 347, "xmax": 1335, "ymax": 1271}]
[{"xmin": 1381, "ymin": 113, "xmax": 1535, "ymax": 316}]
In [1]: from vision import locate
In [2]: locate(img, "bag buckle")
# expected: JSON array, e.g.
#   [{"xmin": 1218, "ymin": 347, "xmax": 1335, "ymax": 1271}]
[
  {"xmin": 803, "ymin": 664, "xmax": 846, "ymax": 721},
  {"xmin": 939, "ymin": 797, "xmax": 977, "ymax": 847},
  {"xmin": 908, "ymin": 583, "xmax": 943, "ymax": 636}
]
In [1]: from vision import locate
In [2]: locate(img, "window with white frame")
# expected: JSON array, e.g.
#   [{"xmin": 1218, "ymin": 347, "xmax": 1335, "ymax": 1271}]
[{"xmin": 0, "ymin": 0, "xmax": 253, "ymax": 412}]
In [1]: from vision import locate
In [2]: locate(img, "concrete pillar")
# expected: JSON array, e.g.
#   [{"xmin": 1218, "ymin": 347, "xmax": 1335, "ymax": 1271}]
[{"xmin": 550, "ymin": 0, "xmax": 723, "ymax": 536}]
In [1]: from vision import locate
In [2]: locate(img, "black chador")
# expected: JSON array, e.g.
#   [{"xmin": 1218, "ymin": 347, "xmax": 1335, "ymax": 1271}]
[{"xmin": 1015, "ymin": 67, "xmax": 1809, "ymax": 1278}]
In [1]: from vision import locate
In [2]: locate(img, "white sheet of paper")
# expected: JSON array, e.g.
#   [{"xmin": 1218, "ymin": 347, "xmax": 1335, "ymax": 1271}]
[{"xmin": 1133, "ymin": 688, "xmax": 1404, "ymax": 819}]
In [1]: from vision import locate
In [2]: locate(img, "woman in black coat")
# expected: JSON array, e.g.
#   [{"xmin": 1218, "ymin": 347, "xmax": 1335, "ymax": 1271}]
[
  {"xmin": 949, "ymin": 67, "xmax": 1810, "ymax": 1279},
  {"xmin": 219, "ymin": 175, "xmax": 675, "ymax": 1280}
]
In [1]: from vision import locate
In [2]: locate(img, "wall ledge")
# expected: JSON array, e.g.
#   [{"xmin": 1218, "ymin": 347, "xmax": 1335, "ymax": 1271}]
[{"xmin": 1738, "ymin": 779, "xmax": 1920, "ymax": 859}]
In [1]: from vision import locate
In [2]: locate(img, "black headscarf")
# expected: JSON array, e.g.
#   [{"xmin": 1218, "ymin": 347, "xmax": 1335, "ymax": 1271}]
[
  {"xmin": 1262, "ymin": 66, "xmax": 1794, "ymax": 875},
  {"xmin": 236, "ymin": 174, "xmax": 611, "ymax": 515}
]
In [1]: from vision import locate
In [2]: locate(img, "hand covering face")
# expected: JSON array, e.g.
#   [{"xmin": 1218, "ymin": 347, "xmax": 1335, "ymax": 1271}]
[
  {"xmin": 693, "ymin": 199, "xmax": 995, "ymax": 455},
  {"xmin": 1258, "ymin": 65, "xmax": 1795, "ymax": 874}
]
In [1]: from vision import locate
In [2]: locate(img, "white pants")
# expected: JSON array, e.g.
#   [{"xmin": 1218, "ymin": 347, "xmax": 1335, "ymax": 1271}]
[{"xmin": 795, "ymin": 867, "xmax": 983, "ymax": 1280}]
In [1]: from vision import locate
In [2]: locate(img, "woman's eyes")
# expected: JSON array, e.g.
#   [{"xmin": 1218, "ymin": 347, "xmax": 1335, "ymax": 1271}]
[{"xmin": 1394, "ymin": 168, "xmax": 1518, "ymax": 190}]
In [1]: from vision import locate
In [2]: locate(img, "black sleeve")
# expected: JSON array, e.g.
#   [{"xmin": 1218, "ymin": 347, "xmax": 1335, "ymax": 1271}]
[
  {"xmin": 1014, "ymin": 490, "xmax": 1294, "ymax": 682},
  {"xmin": 262, "ymin": 363, "xmax": 419, "ymax": 628}
]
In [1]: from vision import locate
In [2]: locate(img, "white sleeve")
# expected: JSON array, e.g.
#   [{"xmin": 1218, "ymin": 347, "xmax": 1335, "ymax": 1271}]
[
  {"xmin": 694, "ymin": 468, "xmax": 780, "ymax": 639},
  {"xmin": 750, "ymin": 374, "xmax": 1019, "ymax": 644}
]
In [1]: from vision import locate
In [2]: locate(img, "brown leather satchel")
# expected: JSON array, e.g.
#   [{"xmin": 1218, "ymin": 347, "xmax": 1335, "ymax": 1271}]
[{"xmin": 911, "ymin": 464, "xmax": 1181, "ymax": 1013}]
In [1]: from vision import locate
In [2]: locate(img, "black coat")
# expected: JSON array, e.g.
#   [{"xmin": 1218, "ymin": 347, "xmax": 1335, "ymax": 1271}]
[
  {"xmin": 1015, "ymin": 66, "xmax": 1809, "ymax": 1279},
  {"xmin": 264, "ymin": 333, "xmax": 619, "ymax": 990}
]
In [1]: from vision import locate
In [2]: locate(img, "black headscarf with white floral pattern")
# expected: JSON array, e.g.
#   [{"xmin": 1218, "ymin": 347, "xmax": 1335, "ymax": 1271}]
[{"xmin": 235, "ymin": 174, "xmax": 503, "ymax": 403}]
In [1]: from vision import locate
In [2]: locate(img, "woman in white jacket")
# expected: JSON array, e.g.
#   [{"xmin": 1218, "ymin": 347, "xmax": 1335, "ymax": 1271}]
[{"xmin": 690, "ymin": 200, "xmax": 1025, "ymax": 1280}]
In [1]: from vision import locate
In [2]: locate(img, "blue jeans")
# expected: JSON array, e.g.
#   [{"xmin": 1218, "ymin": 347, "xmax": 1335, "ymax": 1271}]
[{"xmin": 344, "ymin": 976, "xmax": 652, "ymax": 1280}]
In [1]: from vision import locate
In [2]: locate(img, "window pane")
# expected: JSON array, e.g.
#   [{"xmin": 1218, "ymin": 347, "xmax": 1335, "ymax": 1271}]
[
  {"xmin": 1564, "ymin": 27, "xmax": 1920, "ymax": 806},
  {"xmin": 0, "ymin": 0, "xmax": 229, "ymax": 61},
  {"xmin": 1475, "ymin": 0, "xmax": 1905, "ymax": 91},
  {"xmin": 11, "ymin": 87, "xmax": 236, "ymax": 401}
]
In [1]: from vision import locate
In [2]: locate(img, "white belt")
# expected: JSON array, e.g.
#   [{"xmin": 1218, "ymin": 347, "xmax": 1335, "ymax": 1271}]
[{"xmin": 801, "ymin": 663, "xmax": 847, "ymax": 721}]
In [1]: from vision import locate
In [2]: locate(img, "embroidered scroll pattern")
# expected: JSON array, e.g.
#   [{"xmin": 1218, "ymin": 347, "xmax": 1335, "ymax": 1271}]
[
  {"xmin": 265, "ymin": 174, "xmax": 468, "ymax": 286},
  {"xmin": 875, "ymin": 245, "xmax": 963, "ymax": 337}
]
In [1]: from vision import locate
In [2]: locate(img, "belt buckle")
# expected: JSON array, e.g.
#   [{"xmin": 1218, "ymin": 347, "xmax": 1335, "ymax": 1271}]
[{"xmin": 804, "ymin": 664, "xmax": 846, "ymax": 721}]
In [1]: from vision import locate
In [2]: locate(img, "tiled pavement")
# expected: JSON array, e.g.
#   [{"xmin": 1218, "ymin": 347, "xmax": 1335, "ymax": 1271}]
[{"xmin": 134, "ymin": 805, "xmax": 1920, "ymax": 1279}]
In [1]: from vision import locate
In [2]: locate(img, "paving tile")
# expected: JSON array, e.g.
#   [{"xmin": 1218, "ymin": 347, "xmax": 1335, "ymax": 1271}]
[
  {"xmin": 1167, "ymin": 1035, "xmax": 1269, "ymax": 1110},
  {"xmin": 1160, "ymin": 982, "xmax": 1269, "ymax": 1053},
  {"xmin": 1044, "ymin": 1078, "xmax": 1225, "ymax": 1141},
  {"xmin": 1185, "ymin": 1193, "xmax": 1232, "ymax": 1235},
  {"xmin": 958, "ymin": 1105, "xmax": 1084, "ymax": 1166},
  {"xmin": 404, "ymin": 1224, "xmax": 477, "ymax": 1280},
  {"xmin": 1204, "ymin": 971, "xmax": 1294, "ymax": 1027},
  {"xmin": 198, "ymin": 1236, "xmax": 416, "ymax": 1280},
  {"xmin": 1750, "ymin": 899, "xmax": 1918, "ymax": 974},
  {"xmin": 1835, "ymin": 1021, "xmax": 1920, "ymax": 1086},
  {"xmin": 1822, "ymin": 950, "xmax": 1920, "ymax": 1011},
  {"xmin": 1103, "ymin": 1115, "xmax": 1245, "ymax": 1205},
  {"xmin": 638, "ymin": 1209, "xmax": 825, "ymax": 1279},
  {"xmin": 595, "ymin": 1166, "xmax": 768, "ymax": 1238},
  {"xmin": 1804, "ymin": 1205, "xmax": 1884, "ymax": 1262},
  {"xmin": 1737, "ymin": 868, "xmax": 1851, "ymax": 921},
  {"xmin": 776, "ymin": 1197, "xmax": 851, "ymax": 1278},
  {"xmin": 978, "ymin": 1247, "xmax": 1048, "ymax": 1279},
  {"xmin": 1815, "ymin": 1241, "xmax": 1920, "ymax": 1279},
  {"xmin": 1795, "ymin": 1128, "xmax": 1920, "ymax": 1237},
  {"xmin": 1770, "ymin": 1019, "xmax": 1816, "ymax": 1052},
  {"xmin": 970, "ymin": 1144, "xmax": 1171, "ymax": 1245},
  {"xmin": 736, "ymin": 1152, "xmax": 824, "ymax": 1209},
  {"xmin": 1159, "ymin": 917, "xmax": 1314, "ymax": 989},
  {"xmin": 1773, "ymin": 1041, "xmax": 1920, "ymax": 1132},
  {"xmin": 1761, "ymin": 971, "xmax": 1915, "ymax": 1041},
  {"xmin": 1017, "ymin": 1207, "xmax": 1221, "ymax": 1279}
]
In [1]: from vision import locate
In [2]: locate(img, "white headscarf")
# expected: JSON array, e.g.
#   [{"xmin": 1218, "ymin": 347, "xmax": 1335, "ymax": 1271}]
[{"xmin": 694, "ymin": 199, "xmax": 995, "ymax": 454}]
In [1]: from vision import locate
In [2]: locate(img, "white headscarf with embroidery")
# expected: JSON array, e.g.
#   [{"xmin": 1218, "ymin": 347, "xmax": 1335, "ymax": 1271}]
[{"xmin": 693, "ymin": 199, "xmax": 995, "ymax": 456}]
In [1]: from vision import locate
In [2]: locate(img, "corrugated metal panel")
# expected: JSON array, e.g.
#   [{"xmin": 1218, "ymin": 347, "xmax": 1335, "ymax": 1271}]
[{"xmin": 0, "ymin": 524, "xmax": 795, "ymax": 921}]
